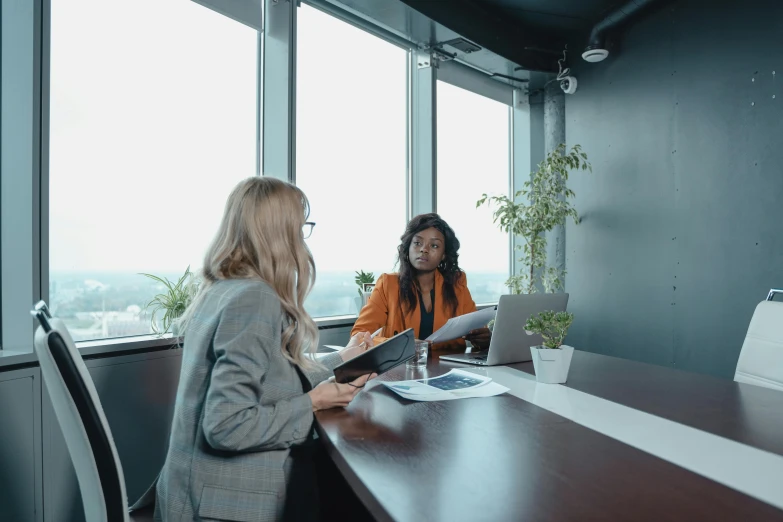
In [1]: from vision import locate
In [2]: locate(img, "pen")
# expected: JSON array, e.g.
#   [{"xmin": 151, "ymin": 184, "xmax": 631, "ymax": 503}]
[{"xmin": 359, "ymin": 328, "xmax": 383, "ymax": 350}]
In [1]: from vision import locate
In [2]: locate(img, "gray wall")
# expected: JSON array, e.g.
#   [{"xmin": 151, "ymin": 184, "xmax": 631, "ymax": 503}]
[
  {"xmin": 531, "ymin": 95, "xmax": 546, "ymax": 172},
  {"xmin": 42, "ymin": 350, "xmax": 182, "ymax": 522},
  {"xmin": 0, "ymin": 368, "xmax": 42, "ymax": 522},
  {"xmin": 318, "ymin": 325, "xmax": 354, "ymax": 348},
  {"xmin": 565, "ymin": 0, "xmax": 783, "ymax": 378},
  {"xmin": 0, "ymin": 349, "xmax": 181, "ymax": 522}
]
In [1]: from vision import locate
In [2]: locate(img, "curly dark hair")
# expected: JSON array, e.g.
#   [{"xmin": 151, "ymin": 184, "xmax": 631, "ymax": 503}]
[{"xmin": 397, "ymin": 213, "xmax": 463, "ymax": 316}]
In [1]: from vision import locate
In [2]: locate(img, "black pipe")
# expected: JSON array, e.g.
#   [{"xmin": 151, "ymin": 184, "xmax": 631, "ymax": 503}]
[{"xmin": 584, "ymin": 0, "xmax": 674, "ymax": 57}]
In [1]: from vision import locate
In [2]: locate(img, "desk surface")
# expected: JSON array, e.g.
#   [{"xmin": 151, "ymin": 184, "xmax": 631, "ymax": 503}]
[{"xmin": 315, "ymin": 350, "xmax": 783, "ymax": 521}]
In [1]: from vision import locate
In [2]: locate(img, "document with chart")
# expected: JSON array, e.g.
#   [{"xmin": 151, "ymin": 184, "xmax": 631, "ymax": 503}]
[
  {"xmin": 382, "ymin": 369, "xmax": 508, "ymax": 401},
  {"xmin": 425, "ymin": 307, "xmax": 496, "ymax": 343}
]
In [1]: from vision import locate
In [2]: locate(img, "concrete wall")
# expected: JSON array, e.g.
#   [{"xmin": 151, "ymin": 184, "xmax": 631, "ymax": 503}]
[{"xmin": 565, "ymin": 0, "xmax": 783, "ymax": 378}]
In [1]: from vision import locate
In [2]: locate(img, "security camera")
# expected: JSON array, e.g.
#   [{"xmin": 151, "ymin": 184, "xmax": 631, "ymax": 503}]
[{"xmin": 560, "ymin": 75, "xmax": 578, "ymax": 94}]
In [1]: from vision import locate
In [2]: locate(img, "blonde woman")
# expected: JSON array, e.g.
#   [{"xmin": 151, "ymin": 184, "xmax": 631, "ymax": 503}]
[{"xmin": 154, "ymin": 177, "xmax": 374, "ymax": 522}]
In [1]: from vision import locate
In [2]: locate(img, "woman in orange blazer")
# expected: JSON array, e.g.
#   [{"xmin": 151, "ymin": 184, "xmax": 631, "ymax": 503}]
[{"xmin": 352, "ymin": 213, "xmax": 491, "ymax": 350}]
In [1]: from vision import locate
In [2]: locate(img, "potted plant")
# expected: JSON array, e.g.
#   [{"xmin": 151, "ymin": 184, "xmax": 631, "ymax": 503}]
[
  {"xmin": 477, "ymin": 143, "xmax": 591, "ymax": 294},
  {"xmin": 354, "ymin": 270, "xmax": 375, "ymax": 314},
  {"xmin": 524, "ymin": 310, "xmax": 575, "ymax": 384},
  {"xmin": 140, "ymin": 266, "xmax": 200, "ymax": 336}
]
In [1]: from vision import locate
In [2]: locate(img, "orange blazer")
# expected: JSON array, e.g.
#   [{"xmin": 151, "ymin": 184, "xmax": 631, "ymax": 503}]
[{"xmin": 351, "ymin": 271, "xmax": 477, "ymax": 350}]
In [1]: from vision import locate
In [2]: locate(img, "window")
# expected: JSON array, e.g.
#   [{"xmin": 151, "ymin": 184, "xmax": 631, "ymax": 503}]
[
  {"xmin": 49, "ymin": 0, "xmax": 257, "ymax": 341},
  {"xmin": 436, "ymin": 81, "xmax": 511, "ymax": 303},
  {"xmin": 296, "ymin": 5, "xmax": 407, "ymax": 318}
]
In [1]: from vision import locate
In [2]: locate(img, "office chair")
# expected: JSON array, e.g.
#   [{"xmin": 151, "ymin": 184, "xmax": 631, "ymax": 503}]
[
  {"xmin": 32, "ymin": 301, "xmax": 154, "ymax": 522},
  {"xmin": 733, "ymin": 289, "xmax": 783, "ymax": 391}
]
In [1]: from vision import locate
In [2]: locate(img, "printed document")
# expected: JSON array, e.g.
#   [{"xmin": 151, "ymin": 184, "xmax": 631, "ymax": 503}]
[
  {"xmin": 425, "ymin": 307, "xmax": 496, "ymax": 343},
  {"xmin": 382, "ymin": 369, "xmax": 508, "ymax": 401}
]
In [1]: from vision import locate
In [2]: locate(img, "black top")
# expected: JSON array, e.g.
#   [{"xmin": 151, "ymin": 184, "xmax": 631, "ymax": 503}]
[{"xmin": 418, "ymin": 289, "xmax": 435, "ymax": 340}]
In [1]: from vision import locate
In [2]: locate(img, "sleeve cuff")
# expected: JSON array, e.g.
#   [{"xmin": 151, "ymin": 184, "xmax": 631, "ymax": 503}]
[
  {"xmin": 288, "ymin": 393, "xmax": 315, "ymax": 441},
  {"xmin": 304, "ymin": 352, "xmax": 343, "ymax": 387},
  {"xmin": 320, "ymin": 352, "xmax": 344, "ymax": 371}
]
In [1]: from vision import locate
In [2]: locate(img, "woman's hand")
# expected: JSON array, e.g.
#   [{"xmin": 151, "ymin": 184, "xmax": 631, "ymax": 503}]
[
  {"xmin": 464, "ymin": 327, "xmax": 491, "ymax": 350},
  {"xmin": 308, "ymin": 374, "xmax": 376, "ymax": 411},
  {"xmin": 339, "ymin": 332, "xmax": 373, "ymax": 362}
]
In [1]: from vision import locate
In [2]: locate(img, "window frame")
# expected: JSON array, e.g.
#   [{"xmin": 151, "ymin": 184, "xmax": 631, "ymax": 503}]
[
  {"xmin": 1, "ymin": 0, "xmax": 46, "ymax": 352},
  {"xmin": 0, "ymin": 0, "xmax": 524, "ymax": 357},
  {"xmin": 433, "ymin": 77, "xmax": 515, "ymax": 306},
  {"xmin": 295, "ymin": 2, "xmax": 410, "ymax": 319}
]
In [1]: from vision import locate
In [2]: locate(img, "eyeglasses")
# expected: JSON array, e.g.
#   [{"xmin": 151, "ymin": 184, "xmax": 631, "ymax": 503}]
[{"xmin": 303, "ymin": 222, "xmax": 315, "ymax": 239}]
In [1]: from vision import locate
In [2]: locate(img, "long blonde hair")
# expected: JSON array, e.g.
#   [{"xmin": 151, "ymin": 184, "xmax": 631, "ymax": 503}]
[{"xmin": 180, "ymin": 176, "xmax": 319, "ymax": 368}]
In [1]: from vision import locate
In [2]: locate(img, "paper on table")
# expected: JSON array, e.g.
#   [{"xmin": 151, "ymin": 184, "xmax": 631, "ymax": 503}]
[
  {"xmin": 382, "ymin": 369, "xmax": 507, "ymax": 401},
  {"xmin": 425, "ymin": 307, "xmax": 496, "ymax": 343},
  {"xmin": 323, "ymin": 328, "xmax": 381, "ymax": 353},
  {"xmin": 395, "ymin": 382, "xmax": 509, "ymax": 402}
]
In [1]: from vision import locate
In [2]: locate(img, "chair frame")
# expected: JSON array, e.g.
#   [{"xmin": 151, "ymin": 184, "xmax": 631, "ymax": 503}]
[{"xmin": 32, "ymin": 301, "xmax": 129, "ymax": 522}]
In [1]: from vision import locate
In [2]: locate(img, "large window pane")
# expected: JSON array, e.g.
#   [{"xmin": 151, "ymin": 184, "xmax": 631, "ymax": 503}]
[
  {"xmin": 49, "ymin": 0, "xmax": 257, "ymax": 341},
  {"xmin": 296, "ymin": 5, "xmax": 407, "ymax": 318},
  {"xmin": 436, "ymin": 81, "xmax": 510, "ymax": 303}
]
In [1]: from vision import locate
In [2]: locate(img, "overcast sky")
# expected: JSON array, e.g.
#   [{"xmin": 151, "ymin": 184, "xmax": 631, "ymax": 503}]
[{"xmin": 49, "ymin": 0, "xmax": 510, "ymax": 277}]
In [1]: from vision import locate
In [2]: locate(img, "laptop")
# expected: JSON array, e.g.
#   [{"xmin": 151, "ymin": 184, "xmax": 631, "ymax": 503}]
[{"xmin": 440, "ymin": 293, "xmax": 569, "ymax": 366}]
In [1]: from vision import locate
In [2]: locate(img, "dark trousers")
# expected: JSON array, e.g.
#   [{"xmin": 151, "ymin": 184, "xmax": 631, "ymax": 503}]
[{"xmin": 282, "ymin": 439, "xmax": 373, "ymax": 522}]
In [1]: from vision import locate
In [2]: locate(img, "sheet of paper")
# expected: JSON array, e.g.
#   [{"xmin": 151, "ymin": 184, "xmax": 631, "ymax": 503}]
[
  {"xmin": 382, "ymin": 369, "xmax": 507, "ymax": 401},
  {"xmin": 425, "ymin": 307, "xmax": 496, "ymax": 343},
  {"xmin": 385, "ymin": 369, "xmax": 491, "ymax": 393},
  {"xmin": 391, "ymin": 382, "xmax": 509, "ymax": 402}
]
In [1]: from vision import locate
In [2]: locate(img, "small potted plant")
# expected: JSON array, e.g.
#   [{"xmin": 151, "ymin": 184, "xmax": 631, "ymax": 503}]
[
  {"xmin": 524, "ymin": 310, "xmax": 575, "ymax": 384},
  {"xmin": 140, "ymin": 266, "xmax": 200, "ymax": 336},
  {"xmin": 354, "ymin": 270, "xmax": 375, "ymax": 314}
]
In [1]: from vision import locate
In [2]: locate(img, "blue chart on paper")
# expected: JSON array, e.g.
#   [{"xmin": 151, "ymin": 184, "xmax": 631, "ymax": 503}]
[{"xmin": 421, "ymin": 374, "xmax": 484, "ymax": 391}]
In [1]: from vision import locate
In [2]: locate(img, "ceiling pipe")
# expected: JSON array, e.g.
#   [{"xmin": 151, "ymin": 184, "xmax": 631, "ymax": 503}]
[{"xmin": 582, "ymin": 0, "xmax": 674, "ymax": 63}]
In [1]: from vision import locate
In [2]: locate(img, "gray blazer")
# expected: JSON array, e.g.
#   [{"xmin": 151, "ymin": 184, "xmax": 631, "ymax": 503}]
[{"xmin": 154, "ymin": 279, "xmax": 342, "ymax": 522}]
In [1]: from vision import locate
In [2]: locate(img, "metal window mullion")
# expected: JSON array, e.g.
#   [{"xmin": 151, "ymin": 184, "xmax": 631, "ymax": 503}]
[
  {"xmin": 39, "ymin": 0, "xmax": 51, "ymax": 310},
  {"xmin": 261, "ymin": 0, "xmax": 296, "ymax": 182},
  {"xmin": 256, "ymin": 31, "xmax": 263, "ymax": 176},
  {"xmin": 1, "ymin": 0, "xmax": 43, "ymax": 352},
  {"xmin": 510, "ymin": 89, "xmax": 531, "ymax": 282},
  {"xmin": 409, "ymin": 52, "xmax": 436, "ymax": 218},
  {"xmin": 507, "ymin": 105, "xmax": 513, "ymax": 283}
]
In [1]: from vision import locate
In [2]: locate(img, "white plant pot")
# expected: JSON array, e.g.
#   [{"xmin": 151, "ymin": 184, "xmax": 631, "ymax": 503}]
[
  {"xmin": 530, "ymin": 345, "xmax": 574, "ymax": 384},
  {"xmin": 355, "ymin": 292, "xmax": 372, "ymax": 314}
]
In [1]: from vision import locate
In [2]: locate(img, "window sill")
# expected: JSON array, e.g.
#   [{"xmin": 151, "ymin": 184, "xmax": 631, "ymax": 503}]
[
  {"xmin": 74, "ymin": 313, "xmax": 358, "ymax": 356},
  {"xmin": 0, "ymin": 350, "xmax": 38, "ymax": 370},
  {"xmin": 312, "ymin": 314, "xmax": 358, "ymax": 328},
  {"xmin": 0, "ymin": 315, "xmax": 360, "ymax": 371},
  {"xmin": 77, "ymin": 334, "xmax": 181, "ymax": 358},
  {"xmin": 0, "ymin": 307, "xmax": 503, "ymax": 371}
]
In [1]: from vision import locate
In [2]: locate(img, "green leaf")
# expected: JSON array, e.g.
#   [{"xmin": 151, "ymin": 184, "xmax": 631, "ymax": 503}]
[
  {"xmin": 141, "ymin": 267, "xmax": 201, "ymax": 336},
  {"xmin": 478, "ymin": 143, "xmax": 591, "ymax": 294}
]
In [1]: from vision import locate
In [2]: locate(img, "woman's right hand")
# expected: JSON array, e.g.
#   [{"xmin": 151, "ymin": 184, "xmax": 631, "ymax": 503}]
[{"xmin": 308, "ymin": 373, "xmax": 375, "ymax": 412}]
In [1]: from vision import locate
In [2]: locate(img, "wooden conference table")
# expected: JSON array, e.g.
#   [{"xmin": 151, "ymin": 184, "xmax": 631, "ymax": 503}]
[{"xmin": 315, "ymin": 349, "xmax": 783, "ymax": 521}]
